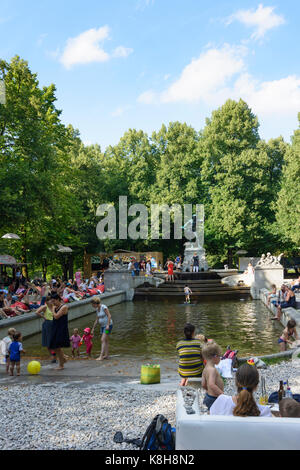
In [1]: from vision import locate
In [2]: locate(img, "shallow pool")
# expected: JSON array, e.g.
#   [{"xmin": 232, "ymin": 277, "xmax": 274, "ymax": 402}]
[{"xmin": 23, "ymin": 298, "xmax": 282, "ymax": 359}]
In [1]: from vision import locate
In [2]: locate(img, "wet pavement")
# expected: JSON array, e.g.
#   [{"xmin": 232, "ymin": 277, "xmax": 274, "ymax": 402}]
[{"xmin": 0, "ymin": 356, "xmax": 180, "ymax": 392}]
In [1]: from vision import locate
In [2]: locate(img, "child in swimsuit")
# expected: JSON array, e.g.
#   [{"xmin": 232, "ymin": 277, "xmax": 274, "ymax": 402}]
[
  {"xmin": 70, "ymin": 328, "xmax": 81, "ymax": 358},
  {"xmin": 184, "ymin": 285, "xmax": 192, "ymax": 303},
  {"xmin": 81, "ymin": 327, "xmax": 93, "ymax": 358},
  {"xmin": 278, "ymin": 319, "xmax": 299, "ymax": 352}
]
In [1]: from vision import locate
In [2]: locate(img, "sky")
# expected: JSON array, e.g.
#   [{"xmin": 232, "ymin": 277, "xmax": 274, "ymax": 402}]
[{"xmin": 1, "ymin": 0, "xmax": 300, "ymax": 150}]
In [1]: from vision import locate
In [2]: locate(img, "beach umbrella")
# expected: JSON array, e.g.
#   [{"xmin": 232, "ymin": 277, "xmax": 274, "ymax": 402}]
[
  {"xmin": 57, "ymin": 246, "xmax": 73, "ymax": 253},
  {"xmin": 1, "ymin": 233, "xmax": 21, "ymax": 240}
]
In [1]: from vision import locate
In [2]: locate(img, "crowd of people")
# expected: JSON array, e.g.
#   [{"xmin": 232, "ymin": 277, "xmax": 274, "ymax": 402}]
[
  {"xmin": 1, "ymin": 294, "xmax": 113, "ymax": 374},
  {"xmin": 268, "ymin": 282, "xmax": 298, "ymax": 322},
  {"xmin": 176, "ymin": 322, "xmax": 300, "ymax": 418},
  {"xmin": 0, "ymin": 271, "xmax": 105, "ymax": 319}
]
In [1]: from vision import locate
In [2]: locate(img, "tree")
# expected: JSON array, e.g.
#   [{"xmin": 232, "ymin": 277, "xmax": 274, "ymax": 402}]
[
  {"xmin": 0, "ymin": 56, "xmax": 81, "ymax": 274},
  {"xmin": 151, "ymin": 122, "xmax": 203, "ymax": 206},
  {"xmin": 276, "ymin": 115, "xmax": 300, "ymax": 248},
  {"xmin": 200, "ymin": 99, "xmax": 260, "ymax": 193}
]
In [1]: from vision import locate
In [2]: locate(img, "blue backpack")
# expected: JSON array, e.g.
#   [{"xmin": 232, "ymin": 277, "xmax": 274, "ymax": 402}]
[{"xmin": 140, "ymin": 414, "xmax": 175, "ymax": 450}]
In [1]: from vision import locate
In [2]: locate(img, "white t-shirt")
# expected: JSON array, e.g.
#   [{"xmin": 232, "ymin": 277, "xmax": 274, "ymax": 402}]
[
  {"xmin": 97, "ymin": 304, "xmax": 113, "ymax": 327},
  {"xmin": 2, "ymin": 336, "xmax": 12, "ymax": 355},
  {"xmin": 209, "ymin": 394, "xmax": 272, "ymax": 417}
]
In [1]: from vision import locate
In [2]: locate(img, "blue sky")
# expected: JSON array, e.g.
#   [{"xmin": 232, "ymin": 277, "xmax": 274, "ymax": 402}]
[{"xmin": 1, "ymin": 0, "xmax": 300, "ymax": 149}]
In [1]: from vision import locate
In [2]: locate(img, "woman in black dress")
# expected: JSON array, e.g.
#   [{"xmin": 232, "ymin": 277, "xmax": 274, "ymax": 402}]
[{"xmin": 49, "ymin": 293, "xmax": 70, "ymax": 370}]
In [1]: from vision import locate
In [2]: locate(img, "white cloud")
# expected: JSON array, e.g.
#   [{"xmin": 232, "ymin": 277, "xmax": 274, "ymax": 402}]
[
  {"xmin": 234, "ymin": 74, "xmax": 300, "ymax": 116},
  {"xmin": 136, "ymin": 0, "xmax": 155, "ymax": 10},
  {"xmin": 37, "ymin": 33, "xmax": 48, "ymax": 47},
  {"xmin": 160, "ymin": 44, "xmax": 247, "ymax": 104},
  {"xmin": 111, "ymin": 105, "xmax": 131, "ymax": 117},
  {"xmin": 138, "ymin": 42, "xmax": 300, "ymax": 128},
  {"xmin": 138, "ymin": 89, "xmax": 159, "ymax": 104},
  {"xmin": 112, "ymin": 46, "xmax": 133, "ymax": 58},
  {"xmin": 227, "ymin": 4, "xmax": 285, "ymax": 40},
  {"xmin": 60, "ymin": 26, "xmax": 110, "ymax": 68},
  {"xmin": 59, "ymin": 27, "xmax": 133, "ymax": 69}
]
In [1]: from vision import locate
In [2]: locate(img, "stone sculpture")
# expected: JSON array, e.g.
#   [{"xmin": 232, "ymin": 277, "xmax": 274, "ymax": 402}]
[{"xmin": 256, "ymin": 253, "xmax": 284, "ymax": 268}]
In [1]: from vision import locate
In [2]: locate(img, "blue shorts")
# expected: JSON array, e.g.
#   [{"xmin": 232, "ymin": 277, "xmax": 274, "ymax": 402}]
[
  {"xmin": 29, "ymin": 304, "xmax": 40, "ymax": 310},
  {"xmin": 101, "ymin": 325, "xmax": 113, "ymax": 335},
  {"xmin": 203, "ymin": 393, "xmax": 218, "ymax": 410},
  {"xmin": 278, "ymin": 338, "xmax": 286, "ymax": 344}
]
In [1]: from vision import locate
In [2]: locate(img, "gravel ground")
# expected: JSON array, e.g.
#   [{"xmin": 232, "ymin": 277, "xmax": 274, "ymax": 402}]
[{"xmin": 1, "ymin": 357, "xmax": 300, "ymax": 450}]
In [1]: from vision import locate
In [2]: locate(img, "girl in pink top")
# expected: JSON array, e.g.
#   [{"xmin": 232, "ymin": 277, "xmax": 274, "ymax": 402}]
[
  {"xmin": 70, "ymin": 328, "xmax": 81, "ymax": 358},
  {"xmin": 75, "ymin": 271, "xmax": 82, "ymax": 289},
  {"xmin": 81, "ymin": 327, "xmax": 93, "ymax": 358}
]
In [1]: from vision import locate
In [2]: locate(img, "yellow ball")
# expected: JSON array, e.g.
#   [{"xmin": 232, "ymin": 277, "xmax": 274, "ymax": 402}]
[{"xmin": 27, "ymin": 361, "xmax": 41, "ymax": 375}]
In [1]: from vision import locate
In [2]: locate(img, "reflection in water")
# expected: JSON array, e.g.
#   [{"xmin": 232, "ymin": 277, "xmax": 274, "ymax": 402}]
[{"xmin": 23, "ymin": 299, "xmax": 282, "ymax": 359}]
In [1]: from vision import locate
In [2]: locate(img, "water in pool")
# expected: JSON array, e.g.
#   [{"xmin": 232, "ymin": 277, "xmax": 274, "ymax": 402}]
[{"xmin": 23, "ymin": 298, "xmax": 282, "ymax": 359}]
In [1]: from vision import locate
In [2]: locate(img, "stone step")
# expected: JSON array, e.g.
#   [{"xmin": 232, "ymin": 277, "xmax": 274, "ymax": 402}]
[
  {"xmin": 134, "ymin": 290, "xmax": 250, "ymax": 297},
  {"xmin": 137, "ymin": 283, "xmax": 250, "ymax": 290}
]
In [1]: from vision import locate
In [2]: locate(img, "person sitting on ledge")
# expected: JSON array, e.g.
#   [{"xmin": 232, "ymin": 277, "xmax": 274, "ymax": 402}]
[
  {"xmin": 267, "ymin": 284, "xmax": 277, "ymax": 306},
  {"xmin": 176, "ymin": 323, "xmax": 204, "ymax": 387},
  {"xmin": 278, "ymin": 319, "xmax": 299, "ymax": 351},
  {"xmin": 209, "ymin": 362, "xmax": 272, "ymax": 417},
  {"xmin": 271, "ymin": 285, "xmax": 297, "ymax": 321},
  {"xmin": 291, "ymin": 276, "xmax": 300, "ymax": 292}
]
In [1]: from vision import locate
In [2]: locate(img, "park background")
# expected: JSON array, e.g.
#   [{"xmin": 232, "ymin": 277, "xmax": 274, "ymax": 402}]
[{"xmin": 0, "ymin": 1, "xmax": 299, "ymax": 278}]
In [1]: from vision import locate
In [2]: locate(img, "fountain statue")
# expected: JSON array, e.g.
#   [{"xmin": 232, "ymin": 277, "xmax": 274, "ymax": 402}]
[{"xmin": 182, "ymin": 206, "xmax": 208, "ymax": 272}]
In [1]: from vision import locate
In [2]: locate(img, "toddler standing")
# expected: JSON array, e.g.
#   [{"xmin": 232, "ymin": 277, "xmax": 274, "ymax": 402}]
[
  {"xmin": 70, "ymin": 328, "xmax": 82, "ymax": 358},
  {"xmin": 8, "ymin": 331, "xmax": 25, "ymax": 376},
  {"xmin": 2, "ymin": 328, "xmax": 16, "ymax": 374},
  {"xmin": 81, "ymin": 327, "xmax": 93, "ymax": 358},
  {"xmin": 201, "ymin": 342, "xmax": 224, "ymax": 410}
]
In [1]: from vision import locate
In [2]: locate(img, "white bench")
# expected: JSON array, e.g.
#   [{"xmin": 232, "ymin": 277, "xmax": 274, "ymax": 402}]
[{"xmin": 176, "ymin": 390, "xmax": 300, "ymax": 450}]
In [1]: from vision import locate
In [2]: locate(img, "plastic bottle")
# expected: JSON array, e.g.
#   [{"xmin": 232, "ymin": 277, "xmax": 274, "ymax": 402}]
[
  {"xmin": 286, "ymin": 382, "xmax": 293, "ymax": 399},
  {"xmin": 283, "ymin": 381, "xmax": 287, "ymax": 398}
]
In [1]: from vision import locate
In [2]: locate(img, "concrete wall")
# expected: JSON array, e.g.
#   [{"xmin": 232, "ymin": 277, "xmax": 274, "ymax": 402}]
[
  {"xmin": 250, "ymin": 267, "xmax": 284, "ymax": 300},
  {"xmin": 0, "ymin": 290, "xmax": 126, "ymax": 340},
  {"xmin": 104, "ymin": 271, "xmax": 163, "ymax": 300},
  {"xmin": 239, "ymin": 257, "xmax": 260, "ymax": 271}
]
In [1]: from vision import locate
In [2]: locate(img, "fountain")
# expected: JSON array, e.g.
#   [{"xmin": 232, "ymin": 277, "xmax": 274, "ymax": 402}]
[{"xmin": 182, "ymin": 206, "xmax": 208, "ymax": 272}]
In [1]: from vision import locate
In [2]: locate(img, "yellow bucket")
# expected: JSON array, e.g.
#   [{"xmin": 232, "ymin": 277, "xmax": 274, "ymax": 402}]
[{"xmin": 140, "ymin": 364, "xmax": 161, "ymax": 384}]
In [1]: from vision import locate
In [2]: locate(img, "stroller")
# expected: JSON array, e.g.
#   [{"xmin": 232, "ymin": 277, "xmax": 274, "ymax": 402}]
[{"xmin": 222, "ymin": 346, "xmax": 239, "ymax": 368}]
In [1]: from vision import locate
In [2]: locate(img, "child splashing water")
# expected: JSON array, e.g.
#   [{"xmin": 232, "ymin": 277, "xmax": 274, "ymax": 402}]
[{"xmin": 184, "ymin": 285, "xmax": 192, "ymax": 303}]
